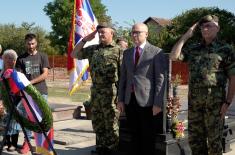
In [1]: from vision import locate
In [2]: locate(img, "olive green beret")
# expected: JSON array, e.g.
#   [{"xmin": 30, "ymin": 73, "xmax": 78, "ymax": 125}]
[
  {"xmin": 199, "ymin": 14, "xmax": 219, "ymax": 26},
  {"xmin": 96, "ymin": 22, "xmax": 114, "ymax": 30}
]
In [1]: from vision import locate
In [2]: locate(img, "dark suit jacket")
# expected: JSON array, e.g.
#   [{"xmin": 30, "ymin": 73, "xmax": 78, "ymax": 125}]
[{"xmin": 118, "ymin": 42, "xmax": 166, "ymax": 108}]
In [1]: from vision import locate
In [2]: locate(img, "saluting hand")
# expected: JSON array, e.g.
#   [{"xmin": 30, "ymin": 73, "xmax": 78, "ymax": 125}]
[
  {"xmin": 182, "ymin": 22, "xmax": 198, "ymax": 40},
  {"xmin": 83, "ymin": 30, "xmax": 97, "ymax": 42}
]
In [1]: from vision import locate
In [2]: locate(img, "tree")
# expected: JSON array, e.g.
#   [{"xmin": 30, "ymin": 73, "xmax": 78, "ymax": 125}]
[
  {"xmin": 170, "ymin": 7, "xmax": 235, "ymax": 44},
  {"xmin": 114, "ymin": 25, "xmax": 132, "ymax": 47},
  {"xmin": 0, "ymin": 23, "xmax": 57, "ymax": 55},
  {"xmin": 44, "ymin": 0, "xmax": 111, "ymax": 55},
  {"xmin": 89, "ymin": 0, "xmax": 111, "ymax": 23},
  {"xmin": 147, "ymin": 7, "xmax": 235, "ymax": 53}
]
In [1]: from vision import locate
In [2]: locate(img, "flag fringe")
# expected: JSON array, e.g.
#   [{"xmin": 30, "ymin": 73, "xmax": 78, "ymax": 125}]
[
  {"xmin": 36, "ymin": 146, "xmax": 54, "ymax": 155},
  {"xmin": 69, "ymin": 63, "xmax": 89, "ymax": 96}
]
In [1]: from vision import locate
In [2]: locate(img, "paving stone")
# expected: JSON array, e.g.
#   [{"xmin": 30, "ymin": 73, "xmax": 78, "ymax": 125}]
[
  {"xmin": 50, "ymin": 103, "xmax": 82, "ymax": 121},
  {"xmin": 54, "ymin": 128, "xmax": 95, "ymax": 145}
]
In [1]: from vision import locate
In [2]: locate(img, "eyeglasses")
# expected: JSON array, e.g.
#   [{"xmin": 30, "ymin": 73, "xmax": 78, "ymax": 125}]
[
  {"xmin": 200, "ymin": 23, "xmax": 217, "ymax": 30},
  {"xmin": 131, "ymin": 31, "xmax": 146, "ymax": 35}
]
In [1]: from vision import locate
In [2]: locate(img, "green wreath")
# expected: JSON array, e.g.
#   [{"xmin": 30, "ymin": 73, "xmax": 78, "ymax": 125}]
[{"xmin": 0, "ymin": 79, "xmax": 53, "ymax": 133}]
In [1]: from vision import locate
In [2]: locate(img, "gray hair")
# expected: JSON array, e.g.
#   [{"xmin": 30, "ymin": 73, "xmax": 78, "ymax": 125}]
[{"xmin": 2, "ymin": 49, "xmax": 18, "ymax": 61}]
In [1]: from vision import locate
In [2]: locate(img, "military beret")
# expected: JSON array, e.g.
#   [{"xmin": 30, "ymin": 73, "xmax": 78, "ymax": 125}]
[
  {"xmin": 199, "ymin": 14, "xmax": 219, "ymax": 26},
  {"xmin": 96, "ymin": 22, "xmax": 114, "ymax": 30}
]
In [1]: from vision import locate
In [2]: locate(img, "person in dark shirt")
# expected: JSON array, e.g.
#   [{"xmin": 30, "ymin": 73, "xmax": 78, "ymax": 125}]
[{"xmin": 15, "ymin": 33, "xmax": 52, "ymax": 154}]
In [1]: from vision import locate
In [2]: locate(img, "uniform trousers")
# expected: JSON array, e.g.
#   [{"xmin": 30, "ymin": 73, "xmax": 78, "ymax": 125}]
[
  {"xmin": 91, "ymin": 86, "xmax": 119, "ymax": 151},
  {"xmin": 188, "ymin": 87, "xmax": 224, "ymax": 155}
]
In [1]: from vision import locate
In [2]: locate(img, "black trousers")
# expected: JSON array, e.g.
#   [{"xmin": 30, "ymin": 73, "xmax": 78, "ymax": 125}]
[
  {"xmin": 125, "ymin": 93, "xmax": 156, "ymax": 155},
  {"xmin": 6, "ymin": 133, "xmax": 19, "ymax": 148}
]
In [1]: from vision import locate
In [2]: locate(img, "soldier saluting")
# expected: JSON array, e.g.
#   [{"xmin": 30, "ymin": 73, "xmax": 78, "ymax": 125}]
[
  {"xmin": 71, "ymin": 22, "xmax": 122, "ymax": 155},
  {"xmin": 170, "ymin": 15, "xmax": 235, "ymax": 155}
]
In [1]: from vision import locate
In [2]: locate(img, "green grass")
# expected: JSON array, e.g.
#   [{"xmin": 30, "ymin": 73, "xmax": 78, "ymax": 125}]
[{"xmin": 48, "ymin": 86, "xmax": 91, "ymax": 103}]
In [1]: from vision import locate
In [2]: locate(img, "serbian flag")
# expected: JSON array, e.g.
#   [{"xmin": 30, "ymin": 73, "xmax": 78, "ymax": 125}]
[
  {"xmin": 4, "ymin": 69, "xmax": 43, "ymax": 122},
  {"xmin": 4, "ymin": 69, "xmax": 55, "ymax": 155},
  {"xmin": 67, "ymin": 0, "xmax": 99, "ymax": 95}
]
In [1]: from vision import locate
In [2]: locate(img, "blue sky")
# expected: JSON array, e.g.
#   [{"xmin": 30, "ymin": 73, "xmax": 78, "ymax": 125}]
[{"xmin": 0, "ymin": 0, "xmax": 234, "ymax": 32}]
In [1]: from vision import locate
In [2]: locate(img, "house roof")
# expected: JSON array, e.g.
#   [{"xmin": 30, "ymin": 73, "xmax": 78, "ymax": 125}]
[{"xmin": 144, "ymin": 17, "xmax": 171, "ymax": 26}]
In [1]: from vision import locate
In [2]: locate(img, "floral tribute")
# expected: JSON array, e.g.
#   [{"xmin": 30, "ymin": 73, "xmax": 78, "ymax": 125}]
[
  {"xmin": 171, "ymin": 118, "xmax": 185, "ymax": 138},
  {"xmin": 167, "ymin": 74, "xmax": 185, "ymax": 138}
]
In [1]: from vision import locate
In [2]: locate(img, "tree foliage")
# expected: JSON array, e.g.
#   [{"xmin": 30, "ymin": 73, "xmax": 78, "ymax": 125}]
[
  {"xmin": 89, "ymin": 0, "xmax": 111, "ymax": 23},
  {"xmin": 44, "ymin": 0, "xmax": 111, "ymax": 55},
  {"xmin": 0, "ymin": 23, "xmax": 57, "ymax": 55},
  {"xmin": 148, "ymin": 7, "xmax": 235, "ymax": 52},
  {"xmin": 114, "ymin": 25, "xmax": 132, "ymax": 47}
]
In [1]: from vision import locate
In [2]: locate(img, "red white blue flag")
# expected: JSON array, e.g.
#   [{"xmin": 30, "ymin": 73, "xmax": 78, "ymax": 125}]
[
  {"xmin": 3, "ymin": 69, "xmax": 54, "ymax": 155},
  {"xmin": 67, "ymin": 0, "xmax": 99, "ymax": 95}
]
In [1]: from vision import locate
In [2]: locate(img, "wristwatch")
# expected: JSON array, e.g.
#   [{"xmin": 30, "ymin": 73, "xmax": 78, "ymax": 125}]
[{"xmin": 225, "ymin": 101, "xmax": 231, "ymax": 106}]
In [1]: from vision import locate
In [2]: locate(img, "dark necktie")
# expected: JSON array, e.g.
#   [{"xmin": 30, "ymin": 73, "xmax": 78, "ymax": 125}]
[
  {"xmin": 131, "ymin": 46, "xmax": 140, "ymax": 92},
  {"xmin": 135, "ymin": 46, "xmax": 140, "ymax": 66}
]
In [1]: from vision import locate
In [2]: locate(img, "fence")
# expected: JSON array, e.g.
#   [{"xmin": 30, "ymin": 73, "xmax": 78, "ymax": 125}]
[
  {"xmin": 48, "ymin": 56, "xmax": 68, "ymax": 81},
  {"xmin": 172, "ymin": 61, "xmax": 188, "ymax": 84},
  {"xmin": 48, "ymin": 55, "xmax": 189, "ymax": 84}
]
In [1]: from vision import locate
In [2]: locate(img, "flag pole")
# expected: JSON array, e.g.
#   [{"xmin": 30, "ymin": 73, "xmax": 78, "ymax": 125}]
[{"xmin": 21, "ymin": 90, "xmax": 57, "ymax": 155}]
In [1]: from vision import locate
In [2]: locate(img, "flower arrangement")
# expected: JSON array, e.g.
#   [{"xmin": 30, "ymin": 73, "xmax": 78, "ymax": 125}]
[
  {"xmin": 167, "ymin": 74, "xmax": 185, "ymax": 138},
  {"xmin": 167, "ymin": 97, "xmax": 185, "ymax": 138},
  {"xmin": 171, "ymin": 74, "xmax": 182, "ymax": 88},
  {"xmin": 171, "ymin": 74, "xmax": 182, "ymax": 97},
  {"xmin": 171, "ymin": 118, "xmax": 185, "ymax": 138},
  {"xmin": 166, "ymin": 97, "xmax": 181, "ymax": 118}
]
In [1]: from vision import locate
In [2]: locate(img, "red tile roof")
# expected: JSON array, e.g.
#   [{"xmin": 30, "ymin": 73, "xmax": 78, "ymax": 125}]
[{"xmin": 144, "ymin": 17, "xmax": 171, "ymax": 26}]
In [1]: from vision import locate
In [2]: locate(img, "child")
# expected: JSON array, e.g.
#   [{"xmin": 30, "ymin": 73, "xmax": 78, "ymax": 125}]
[{"xmin": 2, "ymin": 105, "xmax": 21, "ymax": 152}]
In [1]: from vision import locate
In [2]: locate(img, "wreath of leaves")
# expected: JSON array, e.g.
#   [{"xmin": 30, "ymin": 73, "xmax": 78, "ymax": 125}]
[{"xmin": 0, "ymin": 79, "xmax": 53, "ymax": 133}]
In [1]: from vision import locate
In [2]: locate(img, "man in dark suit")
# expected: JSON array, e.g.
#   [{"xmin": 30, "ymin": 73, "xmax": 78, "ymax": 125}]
[{"xmin": 117, "ymin": 23, "xmax": 166, "ymax": 155}]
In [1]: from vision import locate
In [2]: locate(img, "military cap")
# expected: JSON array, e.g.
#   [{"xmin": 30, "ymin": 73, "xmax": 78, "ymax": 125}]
[
  {"xmin": 96, "ymin": 22, "xmax": 114, "ymax": 30},
  {"xmin": 199, "ymin": 14, "xmax": 219, "ymax": 26}
]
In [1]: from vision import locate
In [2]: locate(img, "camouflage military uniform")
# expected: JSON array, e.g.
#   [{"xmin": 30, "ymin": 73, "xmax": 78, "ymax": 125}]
[
  {"xmin": 77, "ymin": 41, "xmax": 122, "ymax": 150},
  {"xmin": 179, "ymin": 40, "xmax": 235, "ymax": 155}
]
